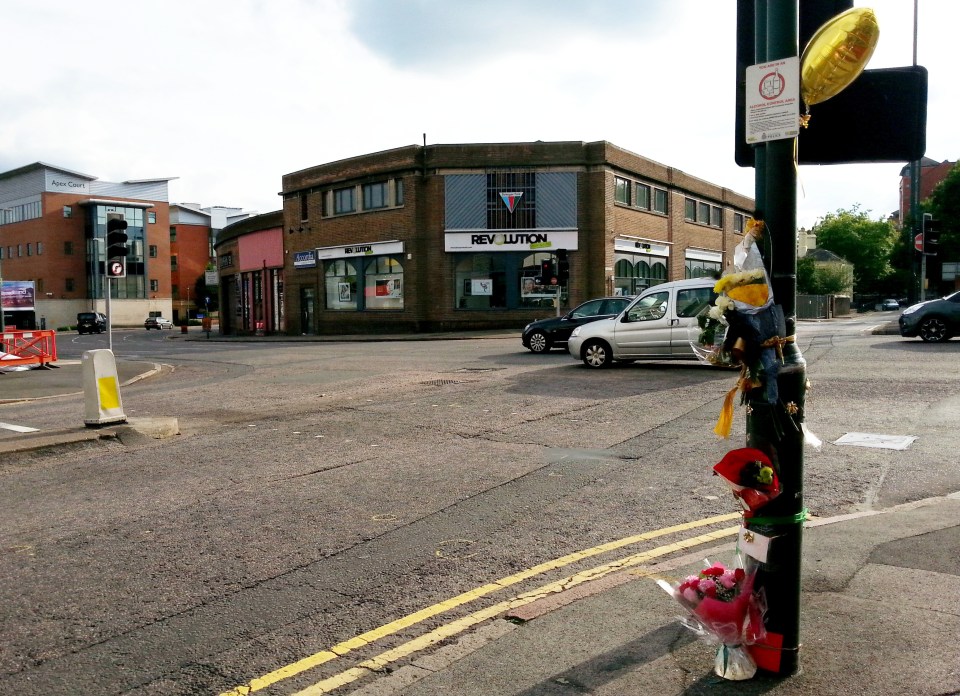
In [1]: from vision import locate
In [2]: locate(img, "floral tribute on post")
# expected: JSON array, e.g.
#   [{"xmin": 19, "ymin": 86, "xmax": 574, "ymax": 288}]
[
  {"xmin": 657, "ymin": 555, "xmax": 766, "ymax": 680},
  {"xmin": 663, "ymin": 216, "xmax": 818, "ymax": 679},
  {"xmin": 690, "ymin": 218, "xmax": 790, "ymax": 439}
]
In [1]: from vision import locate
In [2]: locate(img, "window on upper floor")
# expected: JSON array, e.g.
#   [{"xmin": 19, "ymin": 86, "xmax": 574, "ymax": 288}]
[
  {"xmin": 300, "ymin": 192, "xmax": 309, "ymax": 221},
  {"xmin": 64, "ymin": 241, "xmax": 74, "ymax": 255},
  {"xmin": 685, "ymin": 197, "xmax": 723, "ymax": 228},
  {"xmin": 363, "ymin": 181, "xmax": 389, "ymax": 210},
  {"xmin": 654, "ymin": 188, "xmax": 668, "ymax": 214},
  {"xmin": 334, "ymin": 187, "xmax": 356, "ymax": 214},
  {"xmin": 395, "ymin": 178, "xmax": 404, "ymax": 206},
  {"xmin": 148, "ymin": 211, "xmax": 156, "ymax": 224},
  {"xmin": 149, "ymin": 245, "xmax": 158, "ymax": 258},
  {"xmin": 615, "ymin": 176, "xmax": 630, "ymax": 205},
  {"xmin": 635, "ymin": 183, "xmax": 651, "ymax": 210}
]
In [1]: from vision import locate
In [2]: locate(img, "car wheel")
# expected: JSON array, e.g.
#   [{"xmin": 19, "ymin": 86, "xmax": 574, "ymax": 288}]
[
  {"xmin": 918, "ymin": 317, "xmax": 949, "ymax": 342},
  {"xmin": 527, "ymin": 331, "xmax": 550, "ymax": 353},
  {"xmin": 582, "ymin": 340, "xmax": 613, "ymax": 368}
]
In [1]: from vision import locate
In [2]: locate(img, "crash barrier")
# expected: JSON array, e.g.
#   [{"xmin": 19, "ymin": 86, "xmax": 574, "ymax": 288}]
[{"xmin": 0, "ymin": 329, "xmax": 59, "ymax": 369}]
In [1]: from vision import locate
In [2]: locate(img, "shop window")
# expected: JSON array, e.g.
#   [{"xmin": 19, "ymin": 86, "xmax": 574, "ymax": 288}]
[
  {"xmin": 455, "ymin": 254, "xmax": 507, "ymax": 309},
  {"xmin": 685, "ymin": 258, "xmax": 722, "ymax": 279},
  {"xmin": 519, "ymin": 251, "xmax": 561, "ymax": 308},
  {"xmin": 364, "ymin": 256, "xmax": 403, "ymax": 309},
  {"xmin": 325, "ymin": 259, "xmax": 357, "ymax": 309},
  {"xmin": 614, "ymin": 253, "xmax": 667, "ymax": 295}
]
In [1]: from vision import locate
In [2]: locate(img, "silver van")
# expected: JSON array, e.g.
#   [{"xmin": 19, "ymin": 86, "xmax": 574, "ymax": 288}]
[{"xmin": 567, "ymin": 278, "xmax": 717, "ymax": 367}]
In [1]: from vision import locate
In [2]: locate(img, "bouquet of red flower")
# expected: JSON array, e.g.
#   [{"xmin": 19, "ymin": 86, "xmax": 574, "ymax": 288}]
[
  {"xmin": 657, "ymin": 557, "xmax": 765, "ymax": 680},
  {"xmin": 713, "ymin": 448, "xmax": 781, "ymax": 512}
]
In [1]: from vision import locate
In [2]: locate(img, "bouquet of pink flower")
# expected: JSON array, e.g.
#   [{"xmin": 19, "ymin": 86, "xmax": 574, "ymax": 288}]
[{"xmin": 657, "ymin": 557, "xmax": 765, "ymax": 680}]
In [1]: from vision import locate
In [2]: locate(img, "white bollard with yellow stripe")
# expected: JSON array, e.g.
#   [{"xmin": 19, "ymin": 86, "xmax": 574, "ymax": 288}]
[{"xmin": 82, "ymin": 349, "xmax": 127, "ymax": 426}]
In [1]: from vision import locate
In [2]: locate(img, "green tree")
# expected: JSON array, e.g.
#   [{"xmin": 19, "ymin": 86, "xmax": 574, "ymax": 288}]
[
  {"xmin": 812, "ymin": 206, "xmax": 899, "ymax": 295},
  {"xmin": 925, "ymin": 161, "xmax": 960, "ymax": 261},
  {"xmin": 796, "ymin": 256, "xmax": 853, "ymax": 295}
]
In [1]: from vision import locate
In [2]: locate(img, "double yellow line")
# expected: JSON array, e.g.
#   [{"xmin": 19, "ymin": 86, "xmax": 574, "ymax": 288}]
[{"xmin": 220, "ymin": 512, "xmax": 740, "ymax": 696}]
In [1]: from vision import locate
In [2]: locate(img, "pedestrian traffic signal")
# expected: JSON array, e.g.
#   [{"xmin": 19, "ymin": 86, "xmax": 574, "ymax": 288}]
[
  {"xmin": 556, "ymin": 249, "xmax": 570, "ymax": 283},
  {"xmin": 106, "ymin": 213, "xmax": 129, "ymax": 260},
  {"xmin": 540, "ymin": 259, "xmax": 554, "ymax": 281},
  {"xmin": 923, "ymin": 217, "xmax": 941, "ymax": 256}
]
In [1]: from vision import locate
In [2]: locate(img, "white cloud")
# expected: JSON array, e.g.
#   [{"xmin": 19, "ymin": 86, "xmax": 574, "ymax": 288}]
[{"xmin": 1, "ymin": 0, "xmax": 955, "ymax": 230}]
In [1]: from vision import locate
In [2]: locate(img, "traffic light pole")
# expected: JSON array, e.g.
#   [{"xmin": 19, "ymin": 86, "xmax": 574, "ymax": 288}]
[{"xmin": 745, "ymin": 0, "xmax": 805, "ymax": 677}]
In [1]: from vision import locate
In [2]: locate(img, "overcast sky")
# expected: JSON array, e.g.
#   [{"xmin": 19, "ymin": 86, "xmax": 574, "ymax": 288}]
[{"xmin": 2, "ymin": 1, "xmax": 955, "ymax": 230}]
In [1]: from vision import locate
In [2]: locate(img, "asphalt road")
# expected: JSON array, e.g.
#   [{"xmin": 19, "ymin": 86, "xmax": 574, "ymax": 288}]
[{"xmin": 1, "ymin": 316, "xmax": 956, "ymax": 695}]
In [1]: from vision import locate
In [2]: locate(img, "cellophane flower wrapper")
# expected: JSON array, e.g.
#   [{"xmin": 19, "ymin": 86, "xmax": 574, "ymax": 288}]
[
  {"xmin": 713, "ymin": 447, "xmax": 781, "ymax": 512},
  {"xmin": 715, "ymin": 226, "xmax": 774, "ymax": 316},
  {"xmin": 656, "ymin": 555, "xmax": 766, "ymax": 680},
  {"xmin": 689, "ymin": 313, "xmax": 738, "ymax": 368}
]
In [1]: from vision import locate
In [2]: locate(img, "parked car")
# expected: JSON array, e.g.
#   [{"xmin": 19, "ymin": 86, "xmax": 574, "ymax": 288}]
[
  {"xmin": 144, "ymin": 316, "xmax": 174, "ymax": 330},
  {"xmin": 77, "ymin": 312, "xmax": 107, "ymax": 334},
  {"xmin": 880, "ymin": 298, "xmax": 900, "ymax": 311},
  {"xmin": 898, "ymin": 291, "xmax": 960, "ymax": 342},
  {"xmin": 567, "ymin": 278, "xmax": 717, "ymax": 367},
  {"xmin": 522, "ymin": 296, "xmax": 633, "ymax": 353}
]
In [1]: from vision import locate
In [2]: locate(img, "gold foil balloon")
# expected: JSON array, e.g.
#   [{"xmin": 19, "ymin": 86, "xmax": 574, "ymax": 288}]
[{"xmin": 800, "ymin": 7, "xmax": 880, "ymax": 108}]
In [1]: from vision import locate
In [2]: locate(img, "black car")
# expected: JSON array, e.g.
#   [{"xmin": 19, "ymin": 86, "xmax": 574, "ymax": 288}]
[
  {"xmin": 522, "ymin": 296, "xmax": 633, "ymax": 353},
  {"xmin": 77, "ymin": 312, "xmax": 106, "ymax": 334},
  {"xmin": 898, "ymin": 290, "xmax": 960, "ymax": 342}
]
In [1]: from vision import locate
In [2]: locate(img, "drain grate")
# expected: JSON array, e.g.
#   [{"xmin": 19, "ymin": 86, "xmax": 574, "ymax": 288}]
[{"xmin": 421, "ymin": 379, "xmax": 468, "ymax": 387}]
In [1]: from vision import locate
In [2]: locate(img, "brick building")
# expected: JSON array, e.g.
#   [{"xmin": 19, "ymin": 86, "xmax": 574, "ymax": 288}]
[
  {"xmin": 214, "ymin": 211, "xmax": 284, "ymax": 335},
  {"xmin": 278, "ymin": 141, "xmax": 754, "ymax": 335},
  {"xmin": 170, "ymin": 203, "xmax": 253, "ymax": 324},
  {"xmin": 0, "ymin": 162, "xmax": 174, "ymax": 330},
  {"xmin": 899, "ymin": 157, "xmax": 956, "ymax": 223}
]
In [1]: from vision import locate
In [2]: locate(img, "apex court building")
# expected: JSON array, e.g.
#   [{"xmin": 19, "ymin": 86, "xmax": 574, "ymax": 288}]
[{"xmin": 278, "ymin": 141, "xmax": 754, "ymax": 335}]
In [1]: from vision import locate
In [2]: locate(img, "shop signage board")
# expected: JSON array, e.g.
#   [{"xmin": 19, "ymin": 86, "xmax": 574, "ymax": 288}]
[{"xmin": 444, "ymin": 230, "xmax": 578, "ymax": 252}]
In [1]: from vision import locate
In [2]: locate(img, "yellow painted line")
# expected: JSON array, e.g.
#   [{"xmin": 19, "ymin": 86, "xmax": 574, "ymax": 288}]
[
  {"xmin": 218, "ymin": 512, "xmax": 740, "ymax": 696},
  {"xmin": 293, "ymin": 525, "xmax": 741, "ymax": 695}
]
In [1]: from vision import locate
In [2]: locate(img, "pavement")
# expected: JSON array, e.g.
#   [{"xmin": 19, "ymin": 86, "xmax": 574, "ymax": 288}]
[{"xmin": 4, "ymin": 318, "xmax": 957, "ymax": 696}]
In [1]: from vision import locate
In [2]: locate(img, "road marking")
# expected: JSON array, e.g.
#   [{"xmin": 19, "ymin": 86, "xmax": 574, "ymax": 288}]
[
  {"xmin": 218, "ymin": 512, "xmax": 740, "ymax": 696},
  {"xmin": 0, "ymin": 422, "xmax": 39, "ymax": 433},
  {"xmin": 292, "ymin": 524, "xmax": 740, "ymax": 695}
]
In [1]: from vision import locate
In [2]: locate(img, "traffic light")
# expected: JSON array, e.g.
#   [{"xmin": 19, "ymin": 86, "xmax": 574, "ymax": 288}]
[
  {"xmin": 540, "ymin": 258, "xmax": 554, "ymax": 282},
  {"xmin": 105, "ymin": 213, "xmax": 128, "ymax": 278},
  {"xmin": 106, "ymin": 213, "xmax": 128, "ymax": 259},
  {"xmin": 735, "ymin": 0, "xmax": 927, "ymax": 166},
  {"xmin": 923, "ymin": 216, "xmax": 941, "ymax": 256},
  {"xmin": 556, "ymin": 249, "xmax": 570, "ymax": 283}
]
